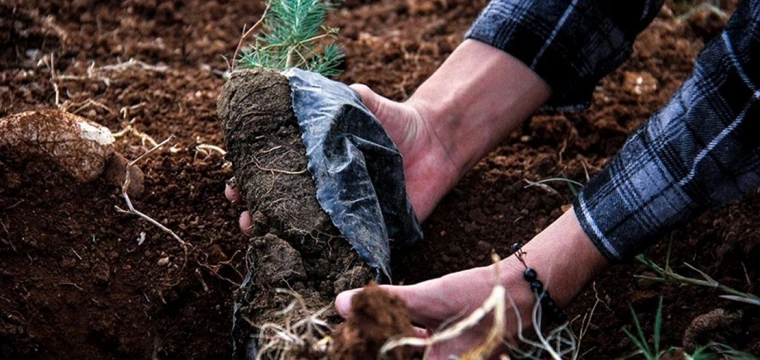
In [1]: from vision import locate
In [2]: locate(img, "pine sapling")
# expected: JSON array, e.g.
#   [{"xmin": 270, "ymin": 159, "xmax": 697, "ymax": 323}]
[
  {"xmin": 236, "ymin": 0, "xmax": 344, "ymax": 76},
  {"xmin": 219, "ymin": 0, "xmax": 376, "ymax": 357}
]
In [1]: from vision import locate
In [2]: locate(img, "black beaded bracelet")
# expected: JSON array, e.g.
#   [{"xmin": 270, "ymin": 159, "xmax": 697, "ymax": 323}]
[{"xmin": 511, "ymin": 242, "xmax": 567, "ymax": 324}]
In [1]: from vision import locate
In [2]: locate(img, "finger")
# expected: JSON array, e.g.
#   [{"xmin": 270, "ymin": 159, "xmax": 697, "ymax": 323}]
[
  {"xmin": 335, "ymin": 289, "xmax": 434, "ymax": 337},
  {"xmin": 336, "ymin": 283, "xmax": 439, "ymax": 329},
  {"xmin": 335, "ymin": 288, "xmax": 360, "ymax": 318},
  {"xmin": 225, "ymin": 178, "xmax": 244, "ymax": 205},
  {"xmin": 413, "ymin": 326, "xmax": 431, "ymax": 338},
  {"xmin": 239, "ymin": 210, "xmax": 253, "ymax": 236}
]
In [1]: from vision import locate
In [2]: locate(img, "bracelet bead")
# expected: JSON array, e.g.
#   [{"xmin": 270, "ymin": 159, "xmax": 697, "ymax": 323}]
[
  {"xmin": 524, "ymin": 268, "xmax": 537, "ymax": 281},
  {"xmin": 530, "ymin": 280, "xmax": 544, "ymax": 292}
]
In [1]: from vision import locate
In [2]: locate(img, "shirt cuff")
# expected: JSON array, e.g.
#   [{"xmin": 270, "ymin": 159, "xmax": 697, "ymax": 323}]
[{"xmin": 465, "ymin": 0, "xmax": 662, "ymax": 111}]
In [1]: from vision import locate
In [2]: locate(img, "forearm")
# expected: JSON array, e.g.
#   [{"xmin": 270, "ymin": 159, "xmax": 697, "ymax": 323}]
[
  {"xmin": 466, "ymin": 0, "xmax": 664, "ymax": 109},
  {"xmin": 407, "ymin": 39, "xmax": 552, "ymax": 179}
]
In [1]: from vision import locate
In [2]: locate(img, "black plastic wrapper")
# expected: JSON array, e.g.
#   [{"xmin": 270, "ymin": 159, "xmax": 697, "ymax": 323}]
[
  {"xmin": 286, "ymin": 67, "xmax": 423, "ymax": 279},
  {"xmin": 230, "ymin": 68, "xmax": 423, "ymax": 360}
]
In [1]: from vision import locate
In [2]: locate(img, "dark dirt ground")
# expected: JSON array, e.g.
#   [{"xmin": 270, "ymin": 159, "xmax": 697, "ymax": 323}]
[{"xmin": 0, "ymin": 0, "xmax": 757, "ymax": 358}]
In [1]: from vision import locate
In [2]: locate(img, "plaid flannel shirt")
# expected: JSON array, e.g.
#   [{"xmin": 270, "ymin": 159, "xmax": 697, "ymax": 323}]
[{"xmin": 466, "ymin": 0, "xmax": 760, "ymax": 261}]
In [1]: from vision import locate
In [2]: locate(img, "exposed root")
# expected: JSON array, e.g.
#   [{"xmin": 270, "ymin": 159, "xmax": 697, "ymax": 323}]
[
  {"xmin": 195, "ymin": 144, "xmax": 227, "ymax": 157},
  {"xmin": 42, "ymin": 16, "xmax": 69, "ymax": 45},
  {"xmin": 255, "ymin": 288, "xmax": 333, "ymax": 360},
  {"xmin": 505, "ymin": 288, "xmax": 576, "ymax": 360},
  {"xmin": 39, "ymin": 54, "xmax": 170, "ymax": 88},
  {"xmin": 248, "ymin": 154, "xmax": 308, "ymax": 175},
  {"xmin": 194, "ymin": 143, "xmax": 231, "ymax": 168},
  {"xmin": 197, "ymin": 250, "xmax": 244, "ymax": 287},
  {"xmin": 113, "ymin": 125, "xmax": 160, "ymax": 148},
  {"xmin": 0, "ymin": 218, "xmax": 16, "ymax": 252},
  {"xmin": 64, "ymin": 99, "xmax": 115, "ymax": 116},
  {"xmin": 114, "ymin": 136, "xmax": 191, "ymax": 284}
]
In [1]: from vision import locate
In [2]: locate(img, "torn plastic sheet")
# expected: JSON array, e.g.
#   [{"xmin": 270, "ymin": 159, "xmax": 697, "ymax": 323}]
[{"xmin": 286, "ymin": 67, "xmax": 423, "ymax": 280}]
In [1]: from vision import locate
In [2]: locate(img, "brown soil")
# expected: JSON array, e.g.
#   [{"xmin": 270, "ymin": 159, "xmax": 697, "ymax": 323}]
[
  {"xmin": 331, "ymin": 284, "xmax": 416, "ymax": 360},
  {"xmin": 0, "ymin": 0, "xmax": 757, "ymax": 359}
]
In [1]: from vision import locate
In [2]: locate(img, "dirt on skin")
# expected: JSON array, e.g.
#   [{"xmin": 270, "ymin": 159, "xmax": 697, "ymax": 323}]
[
  {"xmin": 331, "ymin": 284, "xmax": 416, "ymax": 360},
  {"xmin": 217, "ymin": 68, "xmax": 372, "ymax": 350},
  {"xmin": 0, "ymin": 0, "xmax": 758, "ymax": 359}
]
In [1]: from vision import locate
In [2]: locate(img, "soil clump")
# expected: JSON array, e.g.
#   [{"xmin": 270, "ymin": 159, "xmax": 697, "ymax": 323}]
[{"xmin": 218, "ymin": 68, "xmax": 372, "ymax": 347}]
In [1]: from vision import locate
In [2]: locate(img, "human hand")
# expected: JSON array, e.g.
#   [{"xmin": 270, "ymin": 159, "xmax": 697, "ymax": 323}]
[
  {"xmin": 334, "ymin": 209, "xmax": 609, "ymax": 359},
  {"xmin": 335, "ymin": 260, "xmax": 535, "ymax": 359},
  {"xmin": 222, "ymin": 83, "xmax": 458, "ymax": 233}
]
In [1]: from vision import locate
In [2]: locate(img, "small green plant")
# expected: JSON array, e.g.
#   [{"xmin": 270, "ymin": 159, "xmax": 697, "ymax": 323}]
[
  {"xmin": 236, "ymin": 0, "xmax": 344, "ymax": 77},
  {"xmin": 622, "ymin": 297, "xmax": 675, "ymax": 360},
  {"xmin": 621, "ymin": 297, "xmax": 757, "ymax": 360},
  {"xmin": 635, "ymin": 235, "xmax": 760, "ymax": 307}
]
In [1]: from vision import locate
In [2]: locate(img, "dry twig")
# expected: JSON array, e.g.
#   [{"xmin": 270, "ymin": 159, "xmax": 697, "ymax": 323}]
[
  {"xmin": 231, "ymin": 3, "xmax": 272, "ymax": 72},
  {"xmin": 114, "ymin": 136, "xmax": 191, "ymax": 283}
]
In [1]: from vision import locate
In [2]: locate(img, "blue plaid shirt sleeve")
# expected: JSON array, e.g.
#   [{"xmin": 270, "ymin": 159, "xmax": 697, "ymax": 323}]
[
  {"xmin": 574, "ymin": 1, "xmax": 760, "ymax": 262},
  {"xmin": 467, "ymin": 0, "xmax": 760, "ymax": 261},
  {"xmin": 465, "ymin": 0, "xmax": 665, "ymax": 110}
]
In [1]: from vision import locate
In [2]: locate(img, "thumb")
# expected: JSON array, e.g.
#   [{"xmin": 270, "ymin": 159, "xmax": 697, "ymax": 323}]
[
  {"xmin": 335, "ymin": 288, "xmax": 360, "ymax": 318},
  {"xmin": 350, "ymin": 83, "xmax": 383, "ymax": 116},
  {"xmin": 349, "ymin": 83, "xmax": 417, "ymax": 151}
]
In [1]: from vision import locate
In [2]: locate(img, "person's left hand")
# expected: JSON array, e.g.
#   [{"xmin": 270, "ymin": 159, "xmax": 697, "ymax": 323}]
[
  {"xmin": 335, "ymin": 258, "xmax": 536, "ymax": 359},
  {"xmin": 334, "ymin": 209, "xmax": 610, "ymax": 359}
]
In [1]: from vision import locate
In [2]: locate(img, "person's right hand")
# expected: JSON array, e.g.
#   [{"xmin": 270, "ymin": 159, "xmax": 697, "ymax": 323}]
[
  {"xmin": 349, "ymin": 84, "xmax": 461, "ymax": 222},
  {"xmin": 224, "ymin": 83, "xmax": 463, "ymax": 233}
]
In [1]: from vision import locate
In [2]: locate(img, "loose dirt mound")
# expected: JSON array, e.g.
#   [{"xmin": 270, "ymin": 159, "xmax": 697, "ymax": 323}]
[{"xmin": 1, "ymin": 0, "xmax": 757, "ymax": 358}]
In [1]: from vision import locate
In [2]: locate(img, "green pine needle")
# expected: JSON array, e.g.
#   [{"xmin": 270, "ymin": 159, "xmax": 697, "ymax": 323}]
[{"xmin": 238, "ymin": 0, "xmax": 344, "ymax": 77}]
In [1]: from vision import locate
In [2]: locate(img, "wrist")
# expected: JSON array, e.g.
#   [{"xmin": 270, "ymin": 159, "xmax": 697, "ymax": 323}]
[
  {"xmin": 500, "ymin": 208, "xmax": 609, "ymax": 309},
  {"xmin": 407, "ymin": 39, "xmax": 552, "ymax": 179}
]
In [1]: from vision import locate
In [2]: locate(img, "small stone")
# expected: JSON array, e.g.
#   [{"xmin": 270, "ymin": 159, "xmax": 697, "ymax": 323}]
[{"xmin": 103, "ymin": 153, "xmax": 145, "ymax": 198}]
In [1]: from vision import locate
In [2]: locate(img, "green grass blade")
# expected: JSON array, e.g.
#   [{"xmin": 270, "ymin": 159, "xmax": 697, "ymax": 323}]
[
  {"xmin": 654, "ymin": 297, "xmax": 663, "ymax": 354},
  {"xmin": 628, "ymin": 305, "xmax": 652, "ymax": 357},
  {"xmin": 623, "ymin": 328, "xmax": 652, "ymax": 360}
]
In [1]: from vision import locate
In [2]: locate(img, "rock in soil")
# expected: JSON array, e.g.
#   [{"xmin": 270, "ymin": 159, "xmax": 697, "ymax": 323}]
[
  {"xmin": 0, "ymin": 109, "xmax": 114, "ymax": 183},
  {"xmin": 682, "ymin": 308, "xmax": 743, "ymax": 352}
]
